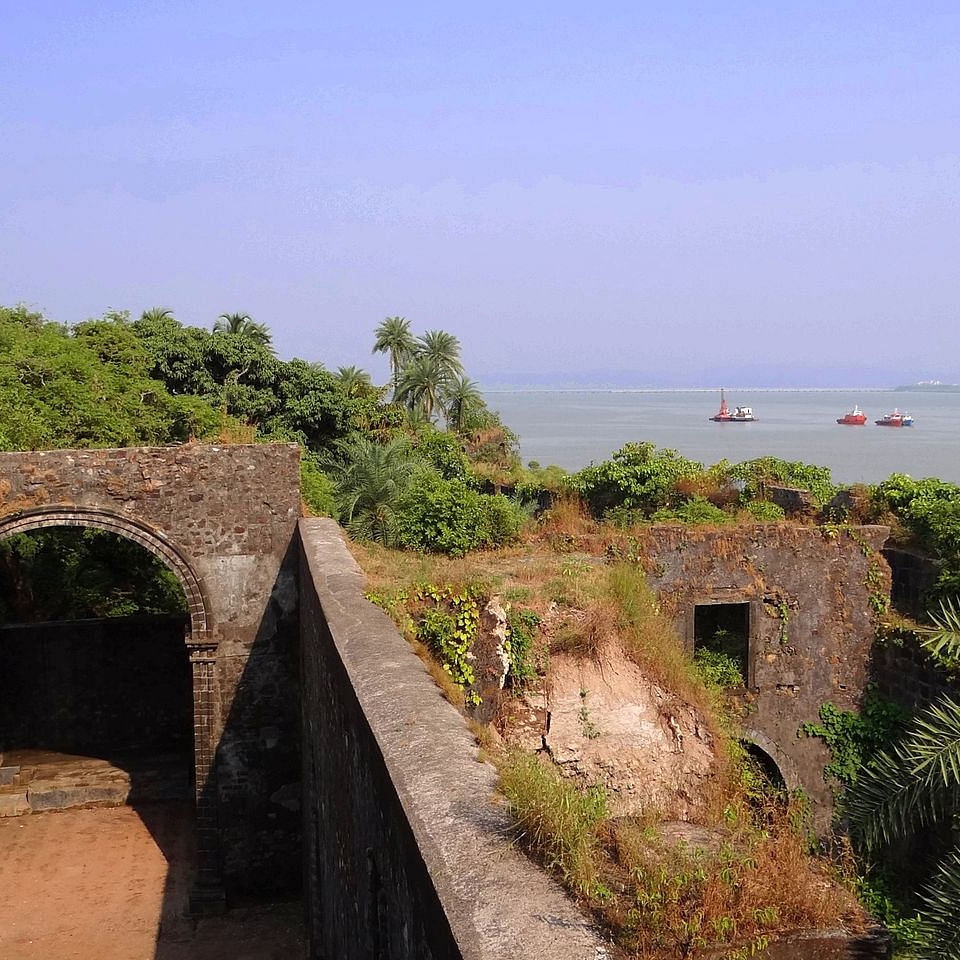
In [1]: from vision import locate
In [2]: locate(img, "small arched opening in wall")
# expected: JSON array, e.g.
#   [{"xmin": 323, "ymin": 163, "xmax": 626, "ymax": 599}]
[
  {"xmin": 0, "ymin": 506, "xmax": 222, "ymax": 912},
  {"xmin": 740, "ymin": 728, "xmax": 801, "ymax": 794}
]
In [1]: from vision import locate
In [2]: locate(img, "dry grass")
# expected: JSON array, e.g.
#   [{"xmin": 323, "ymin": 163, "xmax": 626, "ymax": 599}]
[{"xmin": 499, "ymin": 751, "xmax": 865, "ymax": 959}]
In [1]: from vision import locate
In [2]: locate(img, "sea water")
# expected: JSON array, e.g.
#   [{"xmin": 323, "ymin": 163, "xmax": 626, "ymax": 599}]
[{"xmin": 484, "ymin": 389, "xmax": 960, "ymax": 484}]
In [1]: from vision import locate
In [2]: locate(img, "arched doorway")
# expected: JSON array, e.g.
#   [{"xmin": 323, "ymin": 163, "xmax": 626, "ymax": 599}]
[
  {"xmin": 740, "ymin": 728, "xmax": 801, "ymax": 794},
  {"xmin": 0, "ymin": 507, "xmax": 222, "ymax": 908}
]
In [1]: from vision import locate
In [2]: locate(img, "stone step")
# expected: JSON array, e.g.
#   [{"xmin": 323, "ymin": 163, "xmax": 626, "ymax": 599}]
[
  {"xmin": 0, "ymin": 792, "xmax": 30, "ymax": 817},
  {"xmin": 0, "ymin": 765, "xmax": 21, "ymax": 787}
]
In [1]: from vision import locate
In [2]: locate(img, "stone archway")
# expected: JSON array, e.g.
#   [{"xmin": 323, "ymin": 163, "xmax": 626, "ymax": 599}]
[
  {"xmin": 741, "ymin": 727, "xmax": 801, "ymax": 793},
  {"xmin": 0, "ymin": 506, "xmax": 223, "ymax": 906}
]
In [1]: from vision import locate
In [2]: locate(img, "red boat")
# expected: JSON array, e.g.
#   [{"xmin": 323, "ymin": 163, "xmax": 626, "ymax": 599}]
[
  {"xmin": 876, "ymin": 409, "xmax": 914, "ymax": 427},
  {"xmin": 837, "ymin": 405, "xmax": 867, "ymax": 425},
  {"xmin": 709, "ymin": 388, "xmax": 755, "ymax": 422}
]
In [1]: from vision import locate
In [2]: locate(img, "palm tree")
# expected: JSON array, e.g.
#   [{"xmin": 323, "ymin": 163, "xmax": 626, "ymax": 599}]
[
  {"xmin": 416, "ymin": 329, "xmax": 463, "ymax": 378},
  {"xmin": 847, "ymin": 598, "xmax": 960, "ymax": 955},
  {"xmin": 140, "ymin": 306, "xmax": 176, "ymax": 324},
  {"xmin": 335, "ymin": 365, "xmax": 373, "ymax": 398},
  {"xmin": 214, "ymin": 312, "xmax": 274, "ymax": 350},
  {"xmin": 396, "ymin": 355, "xmax": 448, "ymax": 422},
  {"xmin": 327, "ymin": 436, "xmax": 416, "ymax": 545},
  {"xmin": 372, "ymin": 316, "xmax": 416, "ymax": 399},
  {"xmin": 442, "ymin": 374, "xmax": 484, "ymax": 433}
]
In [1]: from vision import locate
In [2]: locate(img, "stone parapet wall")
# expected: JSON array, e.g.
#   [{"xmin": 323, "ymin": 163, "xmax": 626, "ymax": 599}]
[{"xmin": 298, "ymin": 517, "xmax": 607, "ymax": 960}]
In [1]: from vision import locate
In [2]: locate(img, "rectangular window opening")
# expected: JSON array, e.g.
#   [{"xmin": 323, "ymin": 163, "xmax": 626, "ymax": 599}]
[{"xmin": 693, "ymin": 602, "xmax": 750, "ymax": 687}]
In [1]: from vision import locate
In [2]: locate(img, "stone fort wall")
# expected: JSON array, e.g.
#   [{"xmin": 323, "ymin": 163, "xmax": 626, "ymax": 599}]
[{"xmin": 0, "ymin": 444, "xmax": 303, "ymax": 898}]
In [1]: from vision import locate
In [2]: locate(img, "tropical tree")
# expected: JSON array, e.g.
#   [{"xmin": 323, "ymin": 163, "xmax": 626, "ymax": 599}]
[
  {"xmin": 372, "ymin": 316, "xmax": 416, "ymax": 399},
  {"xmin": 213, "ymin": 312, "xmax": 274, "ymax": 350},
  {"xmin": 442, "ymin": 374, "xmax": 484, "ymax": 433},
  {"xmin": 396, "ymin": 355, "xmax": 447, "ymax": 422},
  {"xmin": 327, "ymin": 436, "xmax": 416, "ymax": 545},
  {"xmin": 140, "ymin": 306, "xmax": 176, "ymax": 324},
  {"xmin": 334, "ymin": 365, "xmax": 373, "ymax": 398},
  {"xmin": 847, "ymin": 598, "xmax": 960, "ymax": 956},
  {"xmin": 416, "ymin": 329, "xmax": 463, "ymax": 378}
]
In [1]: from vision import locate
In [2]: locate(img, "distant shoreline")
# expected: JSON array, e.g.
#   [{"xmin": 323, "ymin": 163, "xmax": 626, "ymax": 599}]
[{"xmin": 482, "ymin": 386, "xmax": 901, "ymax": 394}]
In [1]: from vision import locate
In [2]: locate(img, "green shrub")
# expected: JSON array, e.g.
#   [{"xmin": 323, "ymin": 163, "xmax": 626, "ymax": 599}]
[
  {"xmin": 395, "ymin": 469, "xmax": 523, "ymax": 555},
  {"xmin": 743, "ymin": 499, "xmax": 786, "ymax": 522},
  {"xmin": 413, "ymin": 428, "xmax": 474, "ymax": 482},
  {"xmin": 482, "ymin": 493, "xmax": 526, "ymax": 544},
  {"xmin": 693, "ymin": 647, "xmax": 745, "ymax": 689},
  {"xmin": 731, "ymin": 457, "xmax": 836, "ymax": 507},
  {"xmin": 300, "ymin": 457, "xmax": 336, "ymax": 516},
  {"xmin": 571, "ymin": 442, "xmax": 703, "ymax": 518},
  {"xmin": 651, "ymin": 496, "xmax": 734, "ymax": 525}
]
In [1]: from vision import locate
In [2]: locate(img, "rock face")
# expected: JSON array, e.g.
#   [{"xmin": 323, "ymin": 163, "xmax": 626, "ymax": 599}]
[
  {"xmin": 470, "ymin": 597, "xmax": 512, "ymax": 723},
  {"xmin": 504, "ymin": 644, "xmax": 715, "ymax": 820}
]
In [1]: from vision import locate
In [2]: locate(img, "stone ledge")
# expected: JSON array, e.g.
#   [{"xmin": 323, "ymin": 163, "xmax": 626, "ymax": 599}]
[{"xmin": 299, "ymin": 517, "xmax": 610, "ymax": 960}]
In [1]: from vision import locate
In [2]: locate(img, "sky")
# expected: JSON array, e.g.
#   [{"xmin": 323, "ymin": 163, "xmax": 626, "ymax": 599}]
[{"xmin": 1, "ymin": 1, "xmax": 959, "ymax": 387}]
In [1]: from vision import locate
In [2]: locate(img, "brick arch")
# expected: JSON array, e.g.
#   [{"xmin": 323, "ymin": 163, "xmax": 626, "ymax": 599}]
[{"xmin": 0, "ymin": 506, "xmax": 209, "ymax": 642}]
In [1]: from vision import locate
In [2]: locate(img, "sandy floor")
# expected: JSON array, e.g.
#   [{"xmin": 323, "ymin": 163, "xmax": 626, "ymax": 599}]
[{"xmin": 0, "ymin": 803, "xmax": 303, "ymax": 960}]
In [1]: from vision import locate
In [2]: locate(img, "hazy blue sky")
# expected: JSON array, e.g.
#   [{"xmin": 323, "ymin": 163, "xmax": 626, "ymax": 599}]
[{"xmin": 2, "ymin": 2, "xmax": 958, "ymax": 386}]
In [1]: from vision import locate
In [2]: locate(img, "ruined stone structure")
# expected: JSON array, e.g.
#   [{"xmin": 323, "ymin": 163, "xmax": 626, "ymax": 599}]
[
  {"xmin": 636, "ymin": 523, "xmax": 891, "ymax": 820},
  {"xmin": 0, "ymin": 444, "xmax": 302, "ymax": 905},
  {"xmin": 0, "ymin": 445, "xmax": 908, "ymax": 957}
]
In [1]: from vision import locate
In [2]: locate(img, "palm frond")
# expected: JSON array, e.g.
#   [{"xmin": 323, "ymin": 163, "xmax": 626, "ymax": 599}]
[
  {"xmin": 917, "ymin": 844, "xmax": 960, "ymax": 958},
  {"xmin": 920, "ymin": 596, "xmax": 960, "ymax": 664},
  {"xmin": 847, "ymin": 694, "xmax": 960, "ymax": 849}
]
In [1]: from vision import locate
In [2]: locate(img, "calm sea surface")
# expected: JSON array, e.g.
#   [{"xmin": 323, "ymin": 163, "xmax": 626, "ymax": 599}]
[{"xmin": 484, "ymin": 390, "xmax": 960, "ymax": 485}]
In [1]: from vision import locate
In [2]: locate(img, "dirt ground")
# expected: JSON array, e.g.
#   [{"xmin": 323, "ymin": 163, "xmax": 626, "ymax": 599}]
[{"xmin": 0, "ymin": 803, "xmax": 304, "ymax": 960}]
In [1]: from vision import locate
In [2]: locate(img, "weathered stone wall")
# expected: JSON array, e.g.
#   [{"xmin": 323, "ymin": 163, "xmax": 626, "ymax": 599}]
[
  {"xmin": 0, "ymin": 615, "xmax": 191, "ymax": 756},
  {"xmin": 633, "ymin": 523, "xmax": 891, "ymax": 822},
  {"xmin": 0, "ymin": 444, "xmax": 302, "ymax": 898},
  {"xmin": 298, "ymin": 517, "xmax": 606, "ymax": 960},
  {"xmin": 871, "ymin": 630, "xmax": 958, "ymax": 713}
]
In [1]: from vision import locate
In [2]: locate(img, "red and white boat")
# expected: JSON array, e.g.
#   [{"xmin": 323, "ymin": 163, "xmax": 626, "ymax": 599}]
[
  {"xmin": 836, "ymin": 405, "xmax": 867, "ymax": 425},
  {"xmin": 875, "ymin": 409, "xmax": 914, "ymax": 427},
  {"xmin": 709, "ymin": 388, "xmax": 755, "ymax": 422}
]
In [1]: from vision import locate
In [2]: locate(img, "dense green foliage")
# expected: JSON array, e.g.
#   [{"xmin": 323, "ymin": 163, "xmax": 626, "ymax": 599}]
[
  {"xmin": 0, "ymin": 306, "xmax": 219, "ymax": 451},
  {"xmin": 570, "ymin": 442, "xmax": 833, "ymax": 525},
  {"xmin": 873, "ymin": 474, "xmax": 960, "ymax": 601},
  {"xmin": 571, "ymin": 442, "xmax": 704, "ymax": 517},
  {"xmin": 394, "ymin": 470, "xmax": 524, "ymax": 556},
  {"xmin": 0, "ymin": 528, "xmax": 187, "ymax": 621}
]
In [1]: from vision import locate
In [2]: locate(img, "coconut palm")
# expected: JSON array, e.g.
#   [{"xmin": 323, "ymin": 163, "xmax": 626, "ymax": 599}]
[
  {"xmin": 334, "ymin": 365, "xmax": 373, "ymax": 398},
  {"xmin": 396, "ymin": 355, "xmax": 448, "ymax": 422},
  {"xmin": 416, "ymin": 329, "xmax": 463, "ymax": 378},
  {"xmin": 372, "ymin": 316, "xmax": 416, "ymax": 399},
  {"xmin": 327, "ymin": 436, "xmax": 415, "ymax": 545},
  {"xmin": 847, "ymin": 597, "xmax": 960, "ymax": 955},
  {"xmin": 140, "ymin": 306, "xmax": 176, "ymax": 324},
  {"xmin": 442, "ymin": 374, "xmax": 484, "ymax": 433},
  {"xmin": 213, "ymin": 312, "xmax": 274, "ymax": 350}
]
